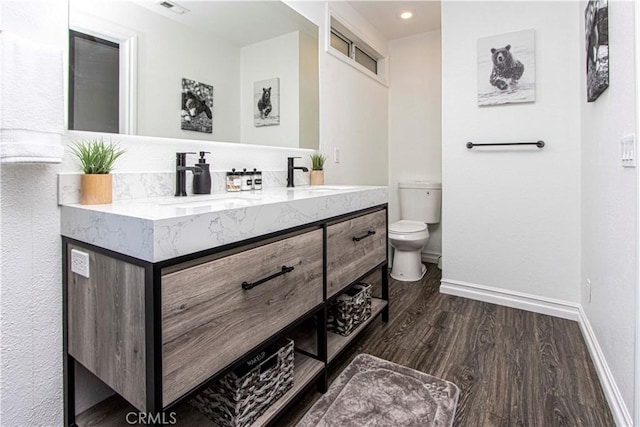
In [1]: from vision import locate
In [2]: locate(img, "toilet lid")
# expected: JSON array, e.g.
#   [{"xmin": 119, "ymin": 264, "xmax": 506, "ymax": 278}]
[{"xmin": 389, "ymin": 220, "xmax": 427, "ymax": 234}]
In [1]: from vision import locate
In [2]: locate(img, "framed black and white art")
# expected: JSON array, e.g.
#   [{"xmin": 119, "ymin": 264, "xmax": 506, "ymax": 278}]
[
  {"xmin": 181, "ymin": 78, "xmax": 213, "ymax": 133},
  {"xmin": 585, "ymin": 0, "xmax": 609, "ymax": 102},
  {"xmin": 254, "ymin": 77, "xmax": 280, "ymax": 127},
  {"xmin": 478, "ymin": 29, "xmax": 536, "ymax": 107}
]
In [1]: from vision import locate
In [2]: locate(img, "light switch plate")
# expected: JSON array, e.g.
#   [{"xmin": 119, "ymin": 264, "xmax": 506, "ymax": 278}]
[{"xmin": 621, "ymin": 134, "xmax": 636, "ymax": 168}]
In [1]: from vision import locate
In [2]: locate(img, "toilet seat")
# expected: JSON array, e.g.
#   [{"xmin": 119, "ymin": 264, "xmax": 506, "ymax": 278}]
[{"xmin": 389, "ymin": 220, "xmax": 427, "ymax": 234}]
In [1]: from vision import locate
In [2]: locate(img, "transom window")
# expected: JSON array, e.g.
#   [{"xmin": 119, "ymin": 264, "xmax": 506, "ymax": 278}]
[{"xmin": 326, "ymin": 12, "xmax": 388, "ymax": 86}]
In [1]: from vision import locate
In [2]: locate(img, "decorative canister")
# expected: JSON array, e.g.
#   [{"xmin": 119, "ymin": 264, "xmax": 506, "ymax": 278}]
[
  {"xmin": 252, "ymin": 169, "xmax": 262, "ymax": 190},
  {"xmin": 241, "ymin": 168, "xmax": 253, "ymax": 191},
  {"xmin": 226, "ymin": 169, "xmax": 242, "ymax": 192}
]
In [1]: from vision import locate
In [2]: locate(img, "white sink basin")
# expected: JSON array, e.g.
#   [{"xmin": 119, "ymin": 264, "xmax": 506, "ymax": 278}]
[
  {"xmin": 148, "ymin": 194, "xmax": 261, "ymax": 209},
  {"xmin": 171, "ymin": 198, "xmax": 256, "ymax": 209},
  {"xmin": 132, "ymin": 188, "xmax": 364, "ymax": 211},
  {"xmin": 297, "ymin": 185, "xmax": 359, "ymax": 192}
]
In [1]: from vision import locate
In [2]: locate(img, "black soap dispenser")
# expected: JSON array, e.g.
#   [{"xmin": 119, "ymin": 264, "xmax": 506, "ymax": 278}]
[{"xmin": 193, "ymin": 151, "xmax": 212, "ymax": 194}]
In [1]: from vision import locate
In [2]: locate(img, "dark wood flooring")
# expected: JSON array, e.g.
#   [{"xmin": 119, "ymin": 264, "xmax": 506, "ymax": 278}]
[{"xmin": 77, "ymin": 265, "xmax": 615, "ymax": 426}]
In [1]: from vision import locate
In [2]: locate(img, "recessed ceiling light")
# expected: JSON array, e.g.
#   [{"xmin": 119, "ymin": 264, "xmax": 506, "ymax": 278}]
[{"xmin": 400, "ymin": 11, "xmax": 413, "ymax": 20}]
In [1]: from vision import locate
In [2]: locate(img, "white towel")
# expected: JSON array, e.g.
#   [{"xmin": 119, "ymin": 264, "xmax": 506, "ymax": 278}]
[{"xmin": 1, "ymin": 32, "xmax": 64, "ymax": 164}]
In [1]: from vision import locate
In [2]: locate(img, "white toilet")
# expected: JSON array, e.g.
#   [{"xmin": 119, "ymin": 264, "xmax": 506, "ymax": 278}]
[{"xmin": 389, "ymin": 181, "xmax": 442, "ymax": 281}]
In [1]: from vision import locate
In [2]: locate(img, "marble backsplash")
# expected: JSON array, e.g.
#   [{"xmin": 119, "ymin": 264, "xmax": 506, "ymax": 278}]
[{"xmin": 58, "ymin": 170, "xmax": 311, "ymax": 205}]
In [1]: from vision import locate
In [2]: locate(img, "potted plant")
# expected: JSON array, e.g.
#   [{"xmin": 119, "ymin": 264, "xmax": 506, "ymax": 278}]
[
  {"xmin": 70, "ymin": 138, "xmax": 125, "ymax": 205},
  {"xmin": 310, "ymin": 153, "xmax": 326, "ymax": 186}
]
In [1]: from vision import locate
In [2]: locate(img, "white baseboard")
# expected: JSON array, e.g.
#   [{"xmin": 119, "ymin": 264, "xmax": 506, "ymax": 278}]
[
  {"xmin": 439, "ymin": 278, "xmax": 579, "ymax": 320},
  {"xmin": 421, "ymin": 251, "xmax": 441, "ymax": 265},
  {"xmin": 577, "ymin": 306, "xmax": 633, "ymax": 427},
  {"xmin": 439, "ymin": 278, "xmax": 632, "ymax": 426}
]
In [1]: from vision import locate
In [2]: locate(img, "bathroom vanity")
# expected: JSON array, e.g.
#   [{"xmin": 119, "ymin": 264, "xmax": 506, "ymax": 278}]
[{"xmin": 61, "ymin": 186, "xmax": 389, "ymax": 426}]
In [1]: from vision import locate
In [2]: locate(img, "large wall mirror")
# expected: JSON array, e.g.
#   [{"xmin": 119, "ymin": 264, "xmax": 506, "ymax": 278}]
[{"xmin": 68, "ymin": 0, "xmax": 319, "ymax": 149}]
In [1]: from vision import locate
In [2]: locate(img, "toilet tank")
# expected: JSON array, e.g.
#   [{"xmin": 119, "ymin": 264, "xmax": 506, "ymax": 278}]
[{"xmin": 398, "ymin": 181, "xmax": 442, "ymax": 224}]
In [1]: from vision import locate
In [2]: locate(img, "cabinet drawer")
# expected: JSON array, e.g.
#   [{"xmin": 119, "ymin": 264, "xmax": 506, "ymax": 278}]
[
  {"xmin": 326, "ymin": 209, "xmax": 387, "ymax": 298},
  {"xmin": 161, "ymin": 229, "xmax": 323, "ymax": 406}
]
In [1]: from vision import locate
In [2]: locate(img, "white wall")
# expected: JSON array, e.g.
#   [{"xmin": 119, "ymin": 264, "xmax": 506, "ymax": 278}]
[
  {"xmin": 0, "ymin": 1, "xmax": 67, "ymax": 425},
  {"xmin": 241, "ymin": 32, "xmax": 299, "ymax": 148},
  {"xmin": 441, "ymin": 1, "xmax": 582, "ymax": 302},
  {"xmin": 1, "ymin": 0, "xmax": 389, "ymax": 423},
  {"xmin": 70, "ymin": 0, "xmax": 241, "ymax": 142},
  {"xmin": 580, "ymin": 0, "xmax": 637, "ymax": 418},
  {"xmin": 388, "ymin": 31, "xmax": 442, "ymax": 259},
  {"xmin": 291, "ymin": 1, "xmax": 389, "ymax": 186}
]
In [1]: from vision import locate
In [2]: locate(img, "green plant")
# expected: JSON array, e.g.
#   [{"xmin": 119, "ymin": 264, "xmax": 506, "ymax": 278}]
[
  {"xmin": 310, "ymin": 153, "xmax": 326, "ymax": 171},
  {"xmin": 70, "ymin": 138, "xmax": 125, "ymax": 174}
]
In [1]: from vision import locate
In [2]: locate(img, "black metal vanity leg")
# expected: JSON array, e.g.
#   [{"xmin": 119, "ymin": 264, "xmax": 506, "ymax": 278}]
[
  {"xmin": 317, "ymin": 370, "xmax": 328, "ymax": 394},
  {"xmin": 382, "ymin": 264, "xmax": 389, "ymax": 323},
  {"xmin": 145, "ymin": 265, "xmax": 164, "ymax": 426},
  {"xmin": 64, "ymin": 355, "xmax": 76, "ymax": 427},
  {"xmin": 316, "ymin": 308, "xmax": 328, "ymax": 393},
  {"xmin": 62, "ymin": 240, "xmax": 77, "ymax": 427}
]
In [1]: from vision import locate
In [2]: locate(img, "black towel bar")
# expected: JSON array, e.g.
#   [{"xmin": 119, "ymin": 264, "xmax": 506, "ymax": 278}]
[{"xmin": 466, "ymin": 140, "xmax": 545, "ymax": 149}]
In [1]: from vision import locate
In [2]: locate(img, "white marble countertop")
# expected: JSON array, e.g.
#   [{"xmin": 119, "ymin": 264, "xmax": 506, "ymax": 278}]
[{"xmin": 61, "ymin": 185, "xmax": 388, "ymax": 262}]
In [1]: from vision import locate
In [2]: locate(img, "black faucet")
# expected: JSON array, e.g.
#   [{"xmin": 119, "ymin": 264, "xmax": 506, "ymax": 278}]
[
  {"xmin": 175, "ymin": 152, "xmax": 202, "ymax": 197},
  {"xmin": 287, "ymin": 157, "xmax": 309, "ymax": 188}
]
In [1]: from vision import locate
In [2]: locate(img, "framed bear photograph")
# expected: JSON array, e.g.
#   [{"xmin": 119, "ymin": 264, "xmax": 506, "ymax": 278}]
[
  {"xmin": 254, "ymin": 77, "xmax": 280, "ymax": 127},
  {"xmin": 585, "ymin": 0, "xmax": 609, "ymax": 102},
  {"xmin": 477, "ymin": 29, "xmax": 536, "ymax": 107},
  {"xmin": 181, "ymin": 78, "xmax": 213, "ymax": 133}
]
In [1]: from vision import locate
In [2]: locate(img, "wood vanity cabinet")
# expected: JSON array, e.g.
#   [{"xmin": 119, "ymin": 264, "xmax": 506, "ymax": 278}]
[
  {"xmin": 63, "ymin": 205, "xmax": 388, "ymax": 426},
  {"xmin": 326, "ymin": 209, "xmax": 387, "ymax": 298},
  {"xmin": 161, "ymin": 229, "xmax": 323, "ymax": 406}
]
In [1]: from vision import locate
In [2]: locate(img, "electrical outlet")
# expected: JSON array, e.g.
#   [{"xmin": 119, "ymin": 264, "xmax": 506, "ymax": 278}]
[
  {"xmin": 71, "ymin": 249, "xmax": 90, "ymax": 278},
  {"xmin": 586, "ymin": 278, "xmax": 592, "ymax": 303},
  {"xmin": 334, "ymin": 147, "xmax": 340, "ymax": 163}
]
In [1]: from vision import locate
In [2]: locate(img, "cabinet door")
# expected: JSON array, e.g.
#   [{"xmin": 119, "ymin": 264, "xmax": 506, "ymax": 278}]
[
  {"xmin": 326, "ymin": 209, "xmax": 387, "ymax": 298},
  {"xmin": 67, "ymin": 244, "xmax": 147, "ymax": 411},
  {"xmin": 161, "ymin": 229, "xmax": 323, "ymax": 406}
]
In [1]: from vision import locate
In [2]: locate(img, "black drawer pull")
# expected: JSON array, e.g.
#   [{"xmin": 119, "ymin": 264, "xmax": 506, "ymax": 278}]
[
  {"xmin": 352, "ymin": 230, "xmax": 376, "ymax": 242},
  {"xmin": 242, "ymin": 265, "xmax": 295, "ymax": 290}
]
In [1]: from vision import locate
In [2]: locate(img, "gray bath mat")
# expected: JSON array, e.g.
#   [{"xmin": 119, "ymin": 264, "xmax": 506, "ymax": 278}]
[{"xmin": 297, "ymin": 354, "xmax": 459, "ymax": 427}]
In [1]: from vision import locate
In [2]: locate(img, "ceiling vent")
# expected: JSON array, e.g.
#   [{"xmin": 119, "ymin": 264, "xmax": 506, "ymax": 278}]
[{"xmin": 157, "ymin": 0, "xmax": 189, "ymax": 15}]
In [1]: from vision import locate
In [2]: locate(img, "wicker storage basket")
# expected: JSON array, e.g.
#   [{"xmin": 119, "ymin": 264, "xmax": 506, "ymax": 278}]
[
  {"xmin": 190, "ymin": 338, "xmax": 295, "ymax": 427},
  {"xmin": 327, "ymin": 282, "xmax": 372, "ymax": 336}
]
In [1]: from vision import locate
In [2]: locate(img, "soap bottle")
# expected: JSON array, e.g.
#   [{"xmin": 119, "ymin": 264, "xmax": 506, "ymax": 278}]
[{"xmin": 193, "ymin": 151, "xmax": 212, "ymax": 195}]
